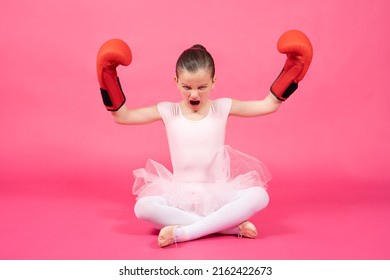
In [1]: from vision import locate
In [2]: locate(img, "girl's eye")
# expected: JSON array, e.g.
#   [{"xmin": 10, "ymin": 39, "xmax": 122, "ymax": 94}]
[
  {"xmin": 198, "ymin": 86, "xmax": 207, "ymax": 90},
  {"xmin": 183, "ymin": 86, "xmax": 191, "ymax": 90}
]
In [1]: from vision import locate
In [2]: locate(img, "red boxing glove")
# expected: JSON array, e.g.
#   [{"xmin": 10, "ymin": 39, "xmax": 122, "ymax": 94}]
[
  {"xmin": 96, "ymin": 39, "xmax": 132, "ymax": 111},
  {"xmin": 270, "ymin": 30, "xmax": 313, "ymax": 101}
]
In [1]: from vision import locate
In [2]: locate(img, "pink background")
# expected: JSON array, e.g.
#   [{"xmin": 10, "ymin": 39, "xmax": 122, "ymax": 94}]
[{"xmin": 1, "ymin": 0, "xmax": 389, "ymax": 259}]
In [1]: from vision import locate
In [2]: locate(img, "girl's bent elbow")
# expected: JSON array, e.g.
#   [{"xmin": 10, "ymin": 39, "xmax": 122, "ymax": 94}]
[{"xmin": 111, "ymin": 114, "xmax": 127, "ymax": 125}]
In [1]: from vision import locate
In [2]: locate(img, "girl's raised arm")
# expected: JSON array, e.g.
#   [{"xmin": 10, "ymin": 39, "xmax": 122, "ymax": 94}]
[
  {"xmin": 230, "ymin": 30, "xmax": 313, "ymax": 118},
  {"xmin": 111, "ymin": 104, "xmax": 161, "ymax": 125},
  {"xmin": 96, "ymin": 39, "xmax": 162, "ymax": 125},
  {"xmin": 230, "ymin": 93, "xmax": 282, "ymax": 117}
]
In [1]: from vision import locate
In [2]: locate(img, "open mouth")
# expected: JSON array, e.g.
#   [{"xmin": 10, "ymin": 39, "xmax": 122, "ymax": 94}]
[{"xmin": 189, "ymin": 100, "xmax": 200, "ymax": 106}]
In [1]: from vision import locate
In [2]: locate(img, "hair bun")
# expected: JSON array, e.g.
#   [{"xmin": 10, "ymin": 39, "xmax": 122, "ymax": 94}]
[{"xmin": 190, "ymin": 44, "xmax": 207, "ymax": 51}]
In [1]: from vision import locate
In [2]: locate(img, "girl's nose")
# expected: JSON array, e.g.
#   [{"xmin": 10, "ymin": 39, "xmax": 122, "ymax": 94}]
[{"xmin": 189, "ymin": 90, "xmax": 199, "ymax": 97}]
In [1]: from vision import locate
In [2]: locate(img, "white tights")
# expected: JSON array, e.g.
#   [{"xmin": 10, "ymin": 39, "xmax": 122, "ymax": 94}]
[{"xmin": 134, "ymin": 187, "xmax": 269, "ymax": 242}]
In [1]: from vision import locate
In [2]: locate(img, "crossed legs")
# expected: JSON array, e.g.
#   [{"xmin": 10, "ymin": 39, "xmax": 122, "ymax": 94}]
[{"xmin": 134, "ymin": 187, "xmax": 269, "ymax": 246}]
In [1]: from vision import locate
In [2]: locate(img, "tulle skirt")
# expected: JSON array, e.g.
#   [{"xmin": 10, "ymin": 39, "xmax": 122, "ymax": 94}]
[{"xmin": 132, "ymin": 145, "xmax": 271, "ymax": 216}]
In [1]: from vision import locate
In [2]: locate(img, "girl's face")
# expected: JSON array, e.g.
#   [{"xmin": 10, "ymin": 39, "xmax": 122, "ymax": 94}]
[{"xmin": 175, "ymin": 68, "xmax": 215, "ymax": 112}]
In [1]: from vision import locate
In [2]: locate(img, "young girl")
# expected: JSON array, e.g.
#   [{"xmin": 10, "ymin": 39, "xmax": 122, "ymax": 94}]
[{"xmin": 96, "ymin": 30, "xmax": 312, "ymax": 247}]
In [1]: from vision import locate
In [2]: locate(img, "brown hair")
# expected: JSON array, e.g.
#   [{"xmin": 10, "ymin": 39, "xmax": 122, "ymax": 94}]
[{"xmin": 175, "ymin": 44, "xmax": 215, "ymax": 78}]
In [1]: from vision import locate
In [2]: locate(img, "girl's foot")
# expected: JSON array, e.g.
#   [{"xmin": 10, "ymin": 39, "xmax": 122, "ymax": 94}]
[
  {"xmin": 238, "ymin": 221, "xmax": 257, "ymax": 238},
  {"xmin": 158, "ymin": 225, "xmax": 179, "ymax": 247}
]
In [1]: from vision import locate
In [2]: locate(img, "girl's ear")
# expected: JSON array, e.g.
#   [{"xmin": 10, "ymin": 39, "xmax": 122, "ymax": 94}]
[
  {"xmin": 212, "ymin": 76, "xmax": 217, "ymax": 90},
  {"xmin": 174, "ymin": 75, "xmax": 180, "ymax": 90}
]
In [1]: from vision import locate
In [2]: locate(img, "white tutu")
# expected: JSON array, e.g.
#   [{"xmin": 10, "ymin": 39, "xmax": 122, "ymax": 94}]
[{"xmin": 132, "ymin": 145, "xmax": 271, "ymax": 216}]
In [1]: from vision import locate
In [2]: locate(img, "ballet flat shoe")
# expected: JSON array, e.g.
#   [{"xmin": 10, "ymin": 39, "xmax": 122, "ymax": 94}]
[
  {"xmin": 158, "ymin": 225, "xmax": 178, "ymax": 248},
  {"xmin": 238, "ymin": 221, "xmax": 257, "ymax": 239}
]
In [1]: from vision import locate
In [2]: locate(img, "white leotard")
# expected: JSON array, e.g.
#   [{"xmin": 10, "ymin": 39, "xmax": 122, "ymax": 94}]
[{"xmin": 157, "ymin": 98, "xmax": 232, "ymax": 183}]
